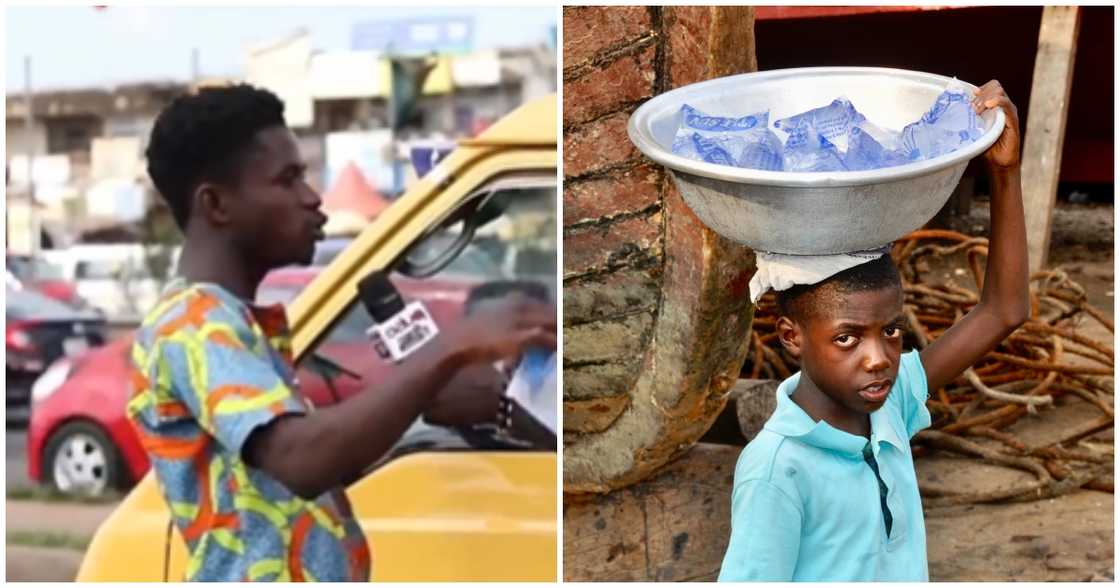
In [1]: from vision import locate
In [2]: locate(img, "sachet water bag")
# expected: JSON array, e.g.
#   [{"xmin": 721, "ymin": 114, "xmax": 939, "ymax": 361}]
[
  {"xmin": 671, "ymin": 79, "xmax": 984, "ymax": 172},
  {"xmin": 671, "ymin": 104, "xmax": 784, "ymax": 171}
]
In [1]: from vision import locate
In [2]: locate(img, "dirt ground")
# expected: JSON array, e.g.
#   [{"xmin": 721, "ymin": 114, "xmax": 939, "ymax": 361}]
[
  {"xmin": 921, "ymin": 199, "xmax": 1114, "ymax": 581},
  {"xmin": 6, "ymin": 546, "xmax": 83, "ymax": 583},
  {"xmin": 4, "ymin": 500, "xmax": 118, "ymax": 581},
  {"xmin": 921, "ymin": 399, "xmax": 1114, "ymax": 581}
]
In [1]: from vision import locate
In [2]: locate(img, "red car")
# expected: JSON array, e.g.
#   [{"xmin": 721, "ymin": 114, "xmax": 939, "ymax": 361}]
[
  {"xmin": 27, "ymin": 268, "xmax": 476, "ymax": 496},
  {"xmin": 7, "ymin": 254, "xmax": 85, "ymax": 308}
]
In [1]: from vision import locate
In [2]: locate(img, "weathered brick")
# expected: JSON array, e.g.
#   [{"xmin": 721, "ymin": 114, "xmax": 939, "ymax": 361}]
[
  {"xmin": 562, "ymin": 6, "xmax": 760, "ymax": 496},
  {"xmin": 636, "ymin": 445, "xmax": 739, "ymax": 581},
  {"xmin": 563, "ymin": 212, "xmax": 661, "ymax": 277},
  {"xmin": 563, "ymin": 111, "xmax": 640, "ymax": 179},
  {"xmin": 563, "ymin": 360, "xmax": 642, "ymax": 402},
  {"xmin": 667, "ymin": 6, "xmax": 756, "ymax": 88},
  {"xmin": 666, "ymin": 6, "xmax": 713, "ymax": 89},
  {"xmin": 563, "ymin": 311, "xmax": 654, "ymax": 364},
  {"xmin": 563, "ymin": 163, "xmax": 662, "ymax": 227},
  {"xmin": 564, "ymin": 266, "xmax": 661, "ymax": 325},
  {"xmin": 563, "ymin": 444, "xmax": 741, "ymax": 579},
  {"xmin": 562, "ymin": 6, "xmax": 653, "ymax": 70},
  {"xmin": 562, "ymin": 477, "xmax": 651, "ymax": 581},
  {"xmin": 563, "ymin": 45, "xmax": 656, "ymax": 128},
  {"xmin": 563, "ymin": 395, "xmax": 631, "ymax": 433}
]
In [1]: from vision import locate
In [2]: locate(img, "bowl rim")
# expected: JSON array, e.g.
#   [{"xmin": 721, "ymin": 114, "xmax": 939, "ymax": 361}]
[{"xmin": 627, "ymin": 66, "xmax": 1006, "ymax": 188}]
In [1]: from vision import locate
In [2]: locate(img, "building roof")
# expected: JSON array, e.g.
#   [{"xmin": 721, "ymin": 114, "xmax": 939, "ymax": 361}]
[
  {"xmin": 321, "ymin": 162, "xmax": 390, "ymax": 219},
  {"xmin": 6, "ymin": 82, "xmax": 186, "ymax": 121}
]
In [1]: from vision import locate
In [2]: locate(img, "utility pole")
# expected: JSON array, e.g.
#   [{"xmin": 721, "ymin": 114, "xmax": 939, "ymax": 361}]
[
  {"xmin": 387, "ymin": 45, "xmax": 400, "ymax": 195},
  {"xmin": 388, "ymin": 52, "xmax": 436, "ymax": 194},
  {"xmin": 25, "ymin": 54, "xmax": 39, "ymax": 270}
]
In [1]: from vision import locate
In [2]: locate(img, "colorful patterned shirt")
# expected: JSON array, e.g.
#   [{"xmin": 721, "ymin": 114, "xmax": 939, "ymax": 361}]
[{"xmin": 127, "ymin": 280, "xmax": 371, "ymax": 581}]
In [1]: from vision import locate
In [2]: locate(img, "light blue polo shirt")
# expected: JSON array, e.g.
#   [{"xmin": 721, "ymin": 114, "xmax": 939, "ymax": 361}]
[{"xmin": 719, "ymin": 350, "xmax": 932, "ymax": 581}]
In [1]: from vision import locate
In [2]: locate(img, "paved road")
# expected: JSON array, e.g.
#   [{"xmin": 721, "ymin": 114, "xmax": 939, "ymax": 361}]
[
  {"xmin": 7, "ymin": 498, "xmax": 121, "ymax": 582},
  {"xmin": 6, "ymin": 546, "xmax": 83, "ymax": 582},
  {"xmin": 6, "ymin": 424, "xmax": 122, "ymax": 583}
]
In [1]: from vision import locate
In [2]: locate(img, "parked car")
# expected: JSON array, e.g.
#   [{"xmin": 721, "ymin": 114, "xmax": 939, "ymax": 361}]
[
  {"xmin": 27, "ymin": 266, "xmax": 480, "ymax": 497},
  {"xmin": 41, "ymin": 244, "xmax": 179, "ymax": 324},
  {"xmin": 78, "ymin": 94, "xmax": 558, "ymax": 581},
  {"xmin": 309, "ymin": 236, "xmax": 352, "ymax": 266},
  {"xmin": 26, "ymin": 337, "xmax": 142, "ymax": 495},
  {"xmin": 6, "ymin": 253, "xmax": 85, "ymax": 309},
  {"xmin": 7, "ymin": 285, "xmax": 107, "ymax": 414}
]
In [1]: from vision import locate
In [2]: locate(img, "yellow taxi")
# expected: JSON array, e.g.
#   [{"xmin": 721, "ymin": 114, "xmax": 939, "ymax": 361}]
[{"xmin": 77, "ymin": 95, "xmax": 558, "ymax": 582}]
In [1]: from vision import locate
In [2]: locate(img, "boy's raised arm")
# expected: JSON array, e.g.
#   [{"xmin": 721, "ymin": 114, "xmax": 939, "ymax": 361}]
[{"xmin": 919, "ymin": 80, "xmax": 1031, "ymax": 393}]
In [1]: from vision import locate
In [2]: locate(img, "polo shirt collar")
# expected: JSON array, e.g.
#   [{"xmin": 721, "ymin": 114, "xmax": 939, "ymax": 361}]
[{"xmin": 763, "ymin": 370, "xmax": 907, "ymax": 458}]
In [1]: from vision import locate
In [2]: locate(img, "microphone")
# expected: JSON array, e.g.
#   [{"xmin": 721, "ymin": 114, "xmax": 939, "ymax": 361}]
[
  {"xmin": 358, "ymin": 272, "xmax": 440, "ymax": 362},
  {"xmin": 358, "ymin": 271, "xmax": 405, "ymax": 321}
]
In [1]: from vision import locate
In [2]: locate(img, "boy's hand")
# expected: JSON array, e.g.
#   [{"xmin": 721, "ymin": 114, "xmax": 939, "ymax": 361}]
[
  {"xmin": 921, "ymin": 79, "xmax": 1030, "ymax": 395},
  {"xmin": 971, "ymin": 79, "xmax": 1020, "ymax": 171}
]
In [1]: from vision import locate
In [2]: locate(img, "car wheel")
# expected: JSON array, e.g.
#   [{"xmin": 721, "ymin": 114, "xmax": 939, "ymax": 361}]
[{"xmin": 43, "ymin": 421, "xmax": 128, "ymax": 497}]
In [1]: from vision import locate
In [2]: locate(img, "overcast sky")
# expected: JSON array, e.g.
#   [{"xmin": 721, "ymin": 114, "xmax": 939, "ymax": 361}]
[{"xmin": 5, "ymin": 5, "xmax": 557, "ymax": 92}]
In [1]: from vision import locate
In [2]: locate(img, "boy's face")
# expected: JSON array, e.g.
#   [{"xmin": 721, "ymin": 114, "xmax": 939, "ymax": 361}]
[
  {"xmin": 223, "ymin": 125, "xmax": 327, "ymax": 269},
  {"xmin": 778, "ymin": 285, "xmax": 906, "ymax": 415}
]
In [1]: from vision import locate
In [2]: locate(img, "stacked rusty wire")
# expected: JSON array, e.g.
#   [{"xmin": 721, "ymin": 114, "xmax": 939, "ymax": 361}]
[{"xmin": 743, "ymin": 230, "xmax": 1114, "ymax": 505}]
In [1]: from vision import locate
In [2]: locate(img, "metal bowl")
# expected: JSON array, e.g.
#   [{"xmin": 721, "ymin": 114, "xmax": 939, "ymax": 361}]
[{"xmin": 627, "ymin": 67, "xmax": 1005, "ymax": 254}]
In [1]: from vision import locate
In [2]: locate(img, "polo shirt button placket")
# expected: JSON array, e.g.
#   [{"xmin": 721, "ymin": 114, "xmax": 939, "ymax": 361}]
[
  {"xmin": 862, "ymin": 441, "xmax": 894, "ymax": 551},
  {"xmin": 879, "ymin": 447, "xmax": 906, "ymax": 553},
  {"xmin": 884, "ymin": 466, "xmax": 906, "ymax": 552}
]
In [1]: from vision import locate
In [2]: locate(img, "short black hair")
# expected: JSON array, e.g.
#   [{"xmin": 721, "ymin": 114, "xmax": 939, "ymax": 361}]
[
  {"xmin": 465, "ymin": 280, "xmax": 551, "ymax": 315},
  {"xmin": 146, "ymin": 84, "xmax": 286, "ymax": 229},
  {"xmin": 776, "ymin": 254, "xmax": 902, "ymax": 323}
]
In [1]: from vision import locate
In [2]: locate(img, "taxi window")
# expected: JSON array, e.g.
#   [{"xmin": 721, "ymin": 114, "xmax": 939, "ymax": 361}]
[{"xmin": 293, "ymin": 180, "xmax": 557, "ymax": 460}]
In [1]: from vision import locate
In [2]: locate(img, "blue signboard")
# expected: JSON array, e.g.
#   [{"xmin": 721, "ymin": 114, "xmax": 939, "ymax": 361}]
[
  {"xmin": 409, "ymin": 144, "xmax": 457, "ymax": 179},
  {"xmin": 352, "ymin": 17, "xmax": 474, "ymax": 55}
]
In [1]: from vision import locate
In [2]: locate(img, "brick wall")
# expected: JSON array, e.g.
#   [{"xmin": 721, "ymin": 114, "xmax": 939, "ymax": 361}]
[
  {"xmin": 563, "ymin": 6, "xmax": 759, "ymax": 495},
  {"xmin": 562, "ymin": 6, "xmax": 666, "ymax": 433},
  {"xmin": 564, "ymin": 5, "xmax": 757, "ymax": 430}
]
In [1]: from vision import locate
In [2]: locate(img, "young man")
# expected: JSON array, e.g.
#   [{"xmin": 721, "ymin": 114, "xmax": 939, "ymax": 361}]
[
  {"xmin": 128, "ymin": 85, "xmax": 555, "ymax": 581},
  {"xmin": 718, "ymin": 81, "xmax": 1028, "ymax": 581}
]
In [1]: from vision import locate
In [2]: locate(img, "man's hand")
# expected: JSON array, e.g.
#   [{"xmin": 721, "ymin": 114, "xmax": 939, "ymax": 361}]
[
  {"xmin": 972, "ymin": 79, "xmax": 1020, "ymax": 171},
  {"xmin": 243, "ymin": 297, "xmax": 552, "ymax": 499},
  {"xmin": 443, "ymin": 295, "xmax": 557, "ymax": 367},
  {"xmin": 424, "ymin": 363, "xmax": 505, "ymax": 427}
]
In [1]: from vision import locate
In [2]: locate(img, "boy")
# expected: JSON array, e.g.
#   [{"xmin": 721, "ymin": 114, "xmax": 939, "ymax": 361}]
[
  {"xmin": 718, "ymin": 81, "xmax": 1028, "ymax": 581},
  {"xmin": 129, "ymin": 85, "xmax": 554, "ymax": 581}
]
